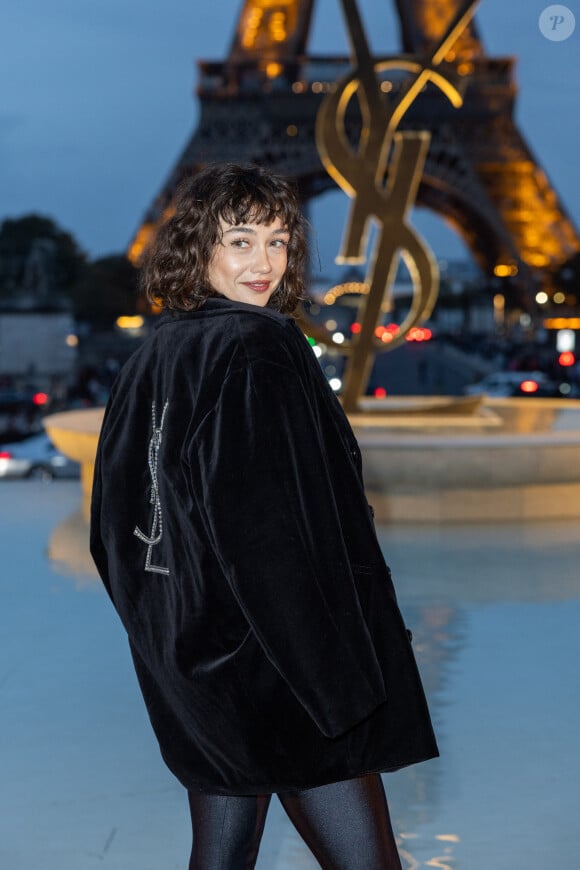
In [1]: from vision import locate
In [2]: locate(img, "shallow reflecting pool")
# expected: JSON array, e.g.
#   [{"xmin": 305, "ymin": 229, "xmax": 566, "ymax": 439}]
[{"xmin": 1, "ymin": 481, "xmax": 579, "ymax": 869}]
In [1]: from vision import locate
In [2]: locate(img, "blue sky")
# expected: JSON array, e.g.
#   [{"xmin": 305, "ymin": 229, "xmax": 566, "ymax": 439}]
[{"xmin": 1, "ymin": 0, "xmax": 579, "ymax": 274}]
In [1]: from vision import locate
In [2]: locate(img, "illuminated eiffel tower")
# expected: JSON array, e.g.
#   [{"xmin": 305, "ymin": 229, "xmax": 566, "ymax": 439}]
[{"xmin": 128, "ymin": 0, "xmax": 580, "ymax": 303}]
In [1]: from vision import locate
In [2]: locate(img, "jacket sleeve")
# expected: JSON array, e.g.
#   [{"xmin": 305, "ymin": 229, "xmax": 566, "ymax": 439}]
[
  {"xmin": 188, "ymin": 359, "xmax": 386, "ymax": 738},
  {"xmin": 89, "ymin": 402, "xmax": 114, "ymax": 600}
]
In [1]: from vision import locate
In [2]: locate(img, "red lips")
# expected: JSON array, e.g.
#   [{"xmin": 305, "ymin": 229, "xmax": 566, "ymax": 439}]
[{"xmin": 243, "ymin": 282, "xmax": 271, "ymax": 293}]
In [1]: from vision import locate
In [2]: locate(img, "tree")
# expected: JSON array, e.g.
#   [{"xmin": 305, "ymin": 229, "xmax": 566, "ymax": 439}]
[
  {"xmin": 69, "ymin": 255, "xmax": 142, "ymax": 327},
  {"xmin": 0, "ymin": 214, "xmax": 145, "ymax": 326},
  {"xmin": 0, "ymin": 214, "xmax": 86, "ymax": 305}
]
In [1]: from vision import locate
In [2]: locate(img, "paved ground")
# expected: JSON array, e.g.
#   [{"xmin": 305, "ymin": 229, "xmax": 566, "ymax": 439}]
[{"xmin": 1, "ymin": 479, "xmax": 579, "ymax": 869}]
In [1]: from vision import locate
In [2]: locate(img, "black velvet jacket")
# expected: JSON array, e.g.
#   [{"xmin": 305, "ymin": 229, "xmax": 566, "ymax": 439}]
[{"xmin": 90, "ymin": 296, "xmax": 438, "ymax": 794}]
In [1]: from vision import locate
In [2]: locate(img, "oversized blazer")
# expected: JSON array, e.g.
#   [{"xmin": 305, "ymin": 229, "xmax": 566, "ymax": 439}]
[{"xmin": 90, "ymin": 296, "xmax": 438, "ymax": 795}]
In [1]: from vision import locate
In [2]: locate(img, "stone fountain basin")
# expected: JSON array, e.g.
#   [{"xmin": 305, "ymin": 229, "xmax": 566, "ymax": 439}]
[
  {"xmin": 44, "ymin": 398, "xmax": 580, "ymax": 523},
  {"xmin": 351, "ymin": 398, "xmax": 580, "ymax": 521},
  {"xmin": 43, "ymin": 408, "xmax": 103, "ymax": 498}
]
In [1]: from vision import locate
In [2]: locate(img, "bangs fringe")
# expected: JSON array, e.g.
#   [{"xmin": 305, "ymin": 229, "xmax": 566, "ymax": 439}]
[{"xmin": 219, "ymin": 198, "xmax": 293, "ymax": 231}]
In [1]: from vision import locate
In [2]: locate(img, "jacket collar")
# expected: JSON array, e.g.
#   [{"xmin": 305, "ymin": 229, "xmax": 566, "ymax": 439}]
[{"xmin": 154, "ymin": 295, "xmax": 290, "ymax": 328}]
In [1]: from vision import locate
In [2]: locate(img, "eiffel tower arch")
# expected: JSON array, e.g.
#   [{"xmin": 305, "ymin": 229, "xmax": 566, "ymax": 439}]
[{"xmin": 128, "ymin": 0, "xmax": 580, "ymax": 305}]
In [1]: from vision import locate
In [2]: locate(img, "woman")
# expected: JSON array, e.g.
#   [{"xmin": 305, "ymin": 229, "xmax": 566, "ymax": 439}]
[{"xmin": 90, "ymin": 163, "xmax": 438, "ymax": 869}]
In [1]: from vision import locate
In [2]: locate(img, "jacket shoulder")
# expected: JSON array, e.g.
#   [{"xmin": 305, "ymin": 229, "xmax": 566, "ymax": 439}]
[
  {"xmin": 112, "ymin": 303, "xmax": 312, "ymax": 406},
  {"xmin": 229, "ymin": 309, "xmax": 304, "ymax": 369}
]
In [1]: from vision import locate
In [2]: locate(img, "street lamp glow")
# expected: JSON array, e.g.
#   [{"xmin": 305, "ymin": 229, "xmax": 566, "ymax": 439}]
[{"xmin": 116, "ymin": 315, "xmax": 145, "ymax": 330}]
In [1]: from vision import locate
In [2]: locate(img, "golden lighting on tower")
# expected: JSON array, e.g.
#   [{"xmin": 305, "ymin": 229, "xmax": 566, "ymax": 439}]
[
  {"xmin": 238, "ymin": 0, "xmax": 296, "ymax": 52},
  {"xmin": 128, "ymin": 205, "xmax": 176, "ymax": 267},
  {"xmin": 478, "ymin": 160, "xmax": 580, "ymax": 276},
  {"xmin": 128, "ymin": 223, "xmax": 156, "ymax": 266},
  {"xmin": 417, "ymin": 0, "xmax": 482, "ymax": 60}
]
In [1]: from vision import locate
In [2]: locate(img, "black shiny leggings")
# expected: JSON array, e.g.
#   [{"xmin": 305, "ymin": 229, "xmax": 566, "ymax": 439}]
[{"xmin": 188, "ymin": 773, "xmax": 402, "ymax": 869}]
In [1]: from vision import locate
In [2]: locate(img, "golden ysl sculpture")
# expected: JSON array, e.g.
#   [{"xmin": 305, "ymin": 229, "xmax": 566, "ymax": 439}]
[{"xmin": 313, "ymin": 0, "xmax": 480, "ymax": 412}]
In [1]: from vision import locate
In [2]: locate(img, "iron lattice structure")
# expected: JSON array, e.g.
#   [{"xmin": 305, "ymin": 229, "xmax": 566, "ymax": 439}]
[{"xmin": 129, "ymin": 0, "xmax": 580, "ymax": 303}]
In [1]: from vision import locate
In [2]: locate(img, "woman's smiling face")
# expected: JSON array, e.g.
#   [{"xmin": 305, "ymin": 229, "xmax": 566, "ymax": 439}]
[{"xmin": 208, "ymin": 216, "xmax": 290, "ymax": 307}]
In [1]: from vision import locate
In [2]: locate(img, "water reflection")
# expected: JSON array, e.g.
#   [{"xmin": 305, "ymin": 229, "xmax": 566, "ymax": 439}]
[
  {"xmin": 47, "ymin": 508, "xmax": 98, "ymax": 587},
  {"xmin": 380, "ymin": 520, "xmax": 580, "ymax": 869},
  {"xmin": 376, "ymin": 521, "xmax": 580, "ymax": 604}
]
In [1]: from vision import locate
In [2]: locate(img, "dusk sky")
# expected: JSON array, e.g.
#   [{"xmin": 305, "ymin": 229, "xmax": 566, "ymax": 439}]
[{"xmin": 2, "ymin": 0, "xmax": 579, "ymax": 275}]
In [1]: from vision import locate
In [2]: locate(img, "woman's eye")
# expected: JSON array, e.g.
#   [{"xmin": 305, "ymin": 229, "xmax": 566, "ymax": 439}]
[
  {"xmin": 230, "ymin": 238, "xmax": 249, "ymax": 248},
  {"xmin": 271, "ymin": 238, "xmax": 289, "ymax": 248}
]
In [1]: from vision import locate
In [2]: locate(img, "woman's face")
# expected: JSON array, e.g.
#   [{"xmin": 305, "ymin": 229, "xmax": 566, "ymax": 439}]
[{"xmin": 208, "ymin": 216, "xmax": 290, "ymax": 307}]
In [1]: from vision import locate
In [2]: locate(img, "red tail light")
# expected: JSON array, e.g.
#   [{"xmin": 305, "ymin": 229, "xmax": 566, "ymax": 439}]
[
  {"xmin": 520, "ymin": 380, "xmax": 539, "ymax": 393},
  {"xmin": 0, "ymin": 451, "xmax": 12, "ymax": 459},
  {"xmin": 32, "ymin": 392, "xmax": 49, "ymax": 406},
  {"xmin": 406, "ymin": 327, "xmax": 433, "ymax": 342},
  {"xmin": 559, "ymin": 352, "xmax": 575, "ymax": 367}
]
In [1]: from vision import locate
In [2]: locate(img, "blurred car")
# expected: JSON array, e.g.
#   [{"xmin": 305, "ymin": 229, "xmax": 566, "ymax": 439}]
[
  {"xmin": 0, "ymin": 389, "xmax": 50, "ymax": 441},
  {"xmin": 0, "ymin": 433, "xmax": 80, "ymax": 480},
  {"xmin": 463, "ymin": 371, "xmax": 559, "ymax": 398}
]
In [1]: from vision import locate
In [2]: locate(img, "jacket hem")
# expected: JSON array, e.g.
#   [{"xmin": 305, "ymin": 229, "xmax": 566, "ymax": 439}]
[{"xmin": 180, "ymin": 749, "xmax": 440, "ymax": 796}]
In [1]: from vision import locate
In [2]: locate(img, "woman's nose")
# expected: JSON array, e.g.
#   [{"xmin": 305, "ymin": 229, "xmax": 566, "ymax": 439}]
[{"xmin": 251, "ymin": 245, "xmax": 273, "ymax": 273}]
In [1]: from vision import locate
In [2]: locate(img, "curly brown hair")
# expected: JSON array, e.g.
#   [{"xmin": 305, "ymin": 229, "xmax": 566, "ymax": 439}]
[{"xmin": 140, "ymin": 163, "xmax": 308, "ymax": 314}]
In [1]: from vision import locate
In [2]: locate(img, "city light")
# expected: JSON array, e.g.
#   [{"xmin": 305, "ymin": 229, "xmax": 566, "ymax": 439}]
[
  {"xmin": 406, "ymin": 327, "xmax": 433, "ymax": 341},
  {"xmin": 520, "ymin": 380, "xmax": 539, "ymax": 393},
  {"xmin": 266, "ymin": 62, "xmax": 283, "ymax": 78},
  {"xmin": 323, "ymin": 282, "xmax": 369, "ymax": 305},
  {"xmin": 535, "ymin": 291, "xmax": 549, "ymax": 304},
  {"xmin": 556, "ymin": 329, "xmax": 575, "ymax": 352},
  {"xmin": 116, "ymin": 316, "xmax": 144, "ymax": 330},
  {"xmin": 493, "ymin": 294, "xmax": 505, "ymax": 327},
  {"xmin": 544, "ymin": 317, "xmax": 580, "ymax": 329},
  {"xmin": 494, "ymin": 263, "xmax": 518, "ymax": 277},
  {"xmin": 329, "ymin": 377, "xmax": 342, "ymax": 391},
  {"xmin": 558, "ymin": 351, "xmax": 575, "ymax": 367}
]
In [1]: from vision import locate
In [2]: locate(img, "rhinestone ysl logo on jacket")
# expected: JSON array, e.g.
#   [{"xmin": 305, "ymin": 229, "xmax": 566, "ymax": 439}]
[{"xmin": 134, "ymin": 400, "xmax": 170, "ymax": 575}]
